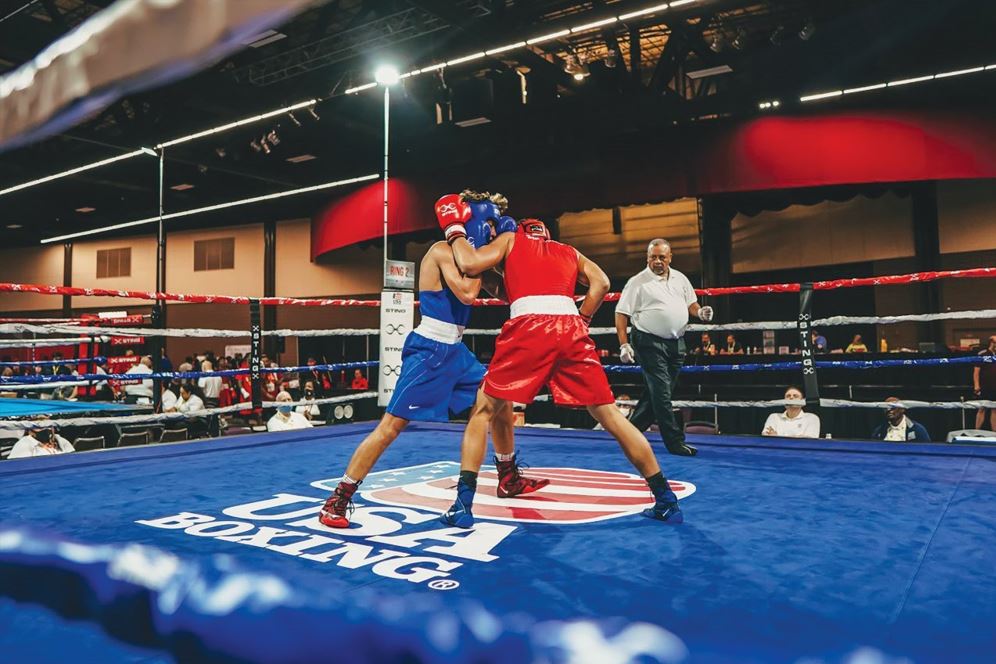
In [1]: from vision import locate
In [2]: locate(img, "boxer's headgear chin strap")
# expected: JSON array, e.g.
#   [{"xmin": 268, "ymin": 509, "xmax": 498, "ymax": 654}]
[{"xmin": 519, "ymin": 218, "xmax": 550, "ymax": 240}]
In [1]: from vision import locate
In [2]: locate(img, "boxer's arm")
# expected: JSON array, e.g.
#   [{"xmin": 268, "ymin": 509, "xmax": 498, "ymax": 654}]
[
  {"xmin": 450, "ymin": 233, "xmax": 512, "ymax": 277},
  {"xmin": 577, "ymin": 251, "xmax": 610, "ymax": 320},
  {"xmin": 481, "ymin": 270, "xmax": 505, "ymax": 299},
  {"xmin": 435, "ymin": 244, "xmax": 483, "ymax": 305}
]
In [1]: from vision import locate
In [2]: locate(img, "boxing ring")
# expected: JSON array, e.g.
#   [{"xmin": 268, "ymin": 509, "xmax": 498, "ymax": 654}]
[
  {"xmin": 0, "ymin": 397, "xmax": 140, "ymax": 419},
  {"xmin": 1, "ymin": 422, "xmax": 995, "ymax": 663}
]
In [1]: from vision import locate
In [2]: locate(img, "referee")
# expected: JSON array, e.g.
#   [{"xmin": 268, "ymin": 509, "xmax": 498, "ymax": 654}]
[{"xmin": 615, "ymin": 239, "xmax": 713, "ymax": 456}]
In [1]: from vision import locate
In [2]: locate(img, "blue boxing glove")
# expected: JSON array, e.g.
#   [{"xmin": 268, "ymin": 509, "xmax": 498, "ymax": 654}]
[
  {"xmin": 465, "ymin": 200, "xmax": 501, "ymax": 248},
  {"xmin": 496, "ymin": 215, "xmax": 517, "ymax": 235}
]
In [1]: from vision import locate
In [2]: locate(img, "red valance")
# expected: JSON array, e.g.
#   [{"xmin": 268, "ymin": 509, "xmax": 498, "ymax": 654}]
[{"xmin": 312, "ymin": 108, "xmax": 996, "ymax": 259}]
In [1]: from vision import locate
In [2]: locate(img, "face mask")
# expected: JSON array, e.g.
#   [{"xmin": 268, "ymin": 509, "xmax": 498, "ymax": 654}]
[
  {"xmin": 278, "ymin": 405, "xmax": 293, "ymax": 414},
  {"xmin": 35, "ymin": 429, "xmax": 53, "ymax": 443},
  {"xmin": 304, "ymin": 390, "xmax": 314, "ymax": 397}
]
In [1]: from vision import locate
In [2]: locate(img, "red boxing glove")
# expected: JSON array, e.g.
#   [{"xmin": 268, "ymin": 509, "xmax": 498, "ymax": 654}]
[{"xmin": 434, "ymin": 193, "xmax": 472, "ymax": 244}]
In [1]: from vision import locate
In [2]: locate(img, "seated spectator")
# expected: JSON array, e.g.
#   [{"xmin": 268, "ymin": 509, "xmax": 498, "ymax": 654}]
[
  {"xmin": 267, "ymin": 391, "xmax": 313, "ymax": 432},
  {"xmin": 694, "ymin": 332, "xmax": 717, "ymax": 356},
  {"xmin": 871, "ymin": 397, "xmax": 930, "ymax": 442},
  {"xmin": 122, "ymin": 356, "xmax": 154, "ymax": 403},
  {"xmin": 810, "ymin": 329, "xmax": 828, "ymax": 353},
  {"xmin": 198, "ymin": 360, "xmax": 223, "ymax": 407},
  {"xmin": 720, "ymin": 333, "xmax": 743, "ymax": 355},
  {"xmin": 845, "ymin": 334, "xmax": 868, "ymax": 353},
  {"xmin": 296, "ymin": 380, "xmax": 322, "ymax": 421},
  {"xmin": 762, "ymin": 386, "xmax": 821, "ymax": 438},
  {"xmin": 351, "ymin": 369, "xmax": 369, "ymax": 390},
  {"xmin": 8, "ymin": 425, "xmax": 74, "ymax": 459},
  {"xmin": 160, "ymin": 381, "xmax": 178, "ymax": 412},
  {"xmin": 973, "ymin": 335, "xmax": 996, "ymax": 431},
  {"xmin": 176, "ymin": 383, "xmax": 205, "ymax": 413},
  {"xmin": 51, "ymin": 356, "xmax": 78, "ymax": 401}
]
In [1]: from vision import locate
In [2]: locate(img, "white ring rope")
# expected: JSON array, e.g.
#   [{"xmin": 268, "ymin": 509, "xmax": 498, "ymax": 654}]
[
  {"xmin": 533, "ymin": 395, "xmax": 996, "ymax": 410},
  {"xmin": 2, "ymin": 308, "xmax": 993, "ymax": 341},
  {"xmin": 0, "ymin": 392, "xmax": 378, "ymax": 431}
]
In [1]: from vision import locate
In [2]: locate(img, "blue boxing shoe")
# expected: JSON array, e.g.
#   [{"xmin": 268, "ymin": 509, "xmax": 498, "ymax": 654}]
[
  {"xmin": 641, "ymin": 498, "xmax": 683, "ymax": 524},
  {"xmin": 440, "ymin": 477, "xmax": 476, "ymax": 529},
  {"xmin": 641, "ymin": 478, "xmax": 684, "ymax": 524}
]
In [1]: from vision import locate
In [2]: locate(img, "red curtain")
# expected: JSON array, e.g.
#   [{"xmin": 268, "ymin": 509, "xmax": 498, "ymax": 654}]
[{"xmin": 312, "ymin": 108, "xmax": 996, "ymax": 259}]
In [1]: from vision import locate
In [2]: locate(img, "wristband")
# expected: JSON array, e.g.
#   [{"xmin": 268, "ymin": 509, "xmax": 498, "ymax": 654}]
[
  {"xmin": 445, "ymin": 225, "xmax": 467, "ymax": 244},
  {"xmin": 579, "ymin": 311, "xmax": 593, "ymax": 325}
]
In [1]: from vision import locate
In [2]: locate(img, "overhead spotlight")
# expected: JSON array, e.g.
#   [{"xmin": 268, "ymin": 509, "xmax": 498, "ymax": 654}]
[
  {"xmin": 267, "ymin": 129, "xmax": 280, "ymax": 146},
  {"xmin": 260, "ymin": 137, "xmax": 271, "ymax": 155},
  {"xmin": 214, "ymin": 147, "xmax": 226, "ymax": 158},
  {"xmin": 287, "ymin": 112, "xmax": 301, "ymax": 127},
  {"xmin": 708, "ymin": 33, "xmax": 723, "ymax": 53},
  {"xmin": 731, "ymin": 28, "xmax": 746, "ymax": 50},
  {"xmin": 769, "ymin": 25, "xmax": 785, "ymax": 46},
  {"xmin": 564, "ymin": 53, "xmax": 590, "ymax": 80},
  {"xmin": 307, "ymin": 106, "xmax": 320, "ymax": 121},
  {"xmin": 197, "ymin": 164, "xmax": 208, "ymax": 174},
  {"xmin": 250, "ymin": 139, "xmax": 262, "ymax": 153},
  {"xmin": 799, "ymin": 19, "xmax": 815, "ymax": 41},
  {"xmin": 374, "ymin": 64, "xmax": 401, "ymax": 85}
]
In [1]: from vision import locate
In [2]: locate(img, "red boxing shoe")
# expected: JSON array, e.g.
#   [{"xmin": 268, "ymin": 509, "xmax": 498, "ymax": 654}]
[
  {"xmin": 319, "ymin": 481, "xmax": 359, "ymax": 528},
  {"xmin": 495, "ymin": 455, "xmax": 550, "ymax": 498}
]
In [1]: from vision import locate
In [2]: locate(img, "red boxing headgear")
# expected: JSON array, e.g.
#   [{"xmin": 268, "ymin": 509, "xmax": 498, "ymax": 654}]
[{"xmin": 519, "ymin": 218, "xmax": 550, "ymax": 240}]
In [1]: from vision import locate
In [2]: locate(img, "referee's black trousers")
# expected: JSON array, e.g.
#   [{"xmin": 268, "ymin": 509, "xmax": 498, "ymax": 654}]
[{"xmin": 629, "ymin": 328, "xmax": 686, "ymax": 447}]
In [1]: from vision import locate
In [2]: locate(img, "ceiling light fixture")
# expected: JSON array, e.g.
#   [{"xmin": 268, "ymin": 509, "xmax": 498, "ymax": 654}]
[
  {"xmin": 843, "ymin": 83, "xmax": 886, "ymax": 94},
  {"xmin": 41, "ymin": 174, "xmax": 381, "ymax": 244},
  {"xmin": 0, "ymin": 148, "xmax": 157, "ymax": 198},
  {"xmin": 345, "ymin": 82, "xmax": 377, "ymax": 94},
  {"xmin": 285, "ymin": 154, "xmax": 317, "ymax": 163},
  {"xmin": 525, "ymin": 30, "xmax": 570, "ymax": 45},
  {"xmin": 619, "ymin": 4, "xmax": 672, "ymax": 21},
  {"xmin": 686, "ymin": 64, "xmax": 733, "ymax": 79},
  {"xmin": 571, "ymin": 17, "xmax": 618, "ymax": 33},
  {"xmin": 373, "ymin": 64, "xmax": 401, "ymax": 85},
  {"xmin": 156, "ymin": 99, "xmax": 317, "ymax": 148},
  {"xmin": 485, "ymin": 42, "xmax": 526, "ymax": 56},
  {"xmin": 75, "ymin": 207, "xmax": 96, "ymax": 213},
  {"xmin": 801, "ymin": 62, "xmax": 994, "ymax": 102},
  {"xmin": 447, "ymin": 52, "xmax": 486, "ymax": 66},
  {"xmin": 6, "ymin": 224, "xmax": 22, "ymax": 229},
  {"xmin": 170, "ymin": 184, "xmax": 194, "ymax": 191}
]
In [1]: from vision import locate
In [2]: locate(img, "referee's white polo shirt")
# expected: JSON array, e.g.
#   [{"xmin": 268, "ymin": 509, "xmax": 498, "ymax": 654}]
[{"xmin": 616, "ymin": 266, "xmax": 698, "ymax": 340}]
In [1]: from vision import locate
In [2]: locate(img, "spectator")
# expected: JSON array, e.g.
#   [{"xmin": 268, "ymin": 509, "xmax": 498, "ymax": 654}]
[
  {"xmin": 720, "ymin": 333, "xmax": 743, "ymax": 355},
  {"xmin": 198, "ymin": 360, "xmax": 223, "ymax": 407},
  {"xmin": 351, "ymin": 369, "xmax": 369, "ymax": 390},
  {"xmin": 810, "ymin": 329, "xmax": 828, "ymax": 353},
  {"xmin": 845, "ymin": 334, "xmax": 868, "ymax": 353},
  {"xmin": 122, "ymin": 356, "xmax": 154, "ymax": 403},
  {"xmin": 176, "ymin": 383, "xmax": 205, "ymax": 413},
  {"xmin": 296, "ymin": 380, "xmax": 322, "ymax": 421},
  {"xmin": 51, "ymin": 355, "xmax": 78, "ymax": 401},
  {"xmin": 160, "ymin": 381, "xmax": 178, "ymax": 412},
  {"xmin": 871, "ymin": 397, "xmax": 930, "ymax": 442},
  {"xmin": 159, "ymin": 347, "xmax": 174, "ymax": 373},
  {"xmin": 267, "ymin": 391, "xmax": 314, "ymax": 432},
  {"xmin": 762, "ymin": 386, "xmax": 821, "ymax": 438},
  {"xmin": 694, "ymin": 332, "xmax": 717, "ymax": 356},
  {"xmin": 973, "ymin": 335, "xmax": 996, "ymax": 430},
  {"xmin": 305, "ymin": 357, "xmax": 332, "ymax": 395},
  {"xmin": 8, "ymin": 426, "xmax": 74, "ymax": 459}
]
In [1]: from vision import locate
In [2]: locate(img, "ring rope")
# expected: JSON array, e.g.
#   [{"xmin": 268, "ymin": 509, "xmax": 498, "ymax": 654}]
[
  {"xmin": 533, "ymin": 395, "xmax": 996, "ymax": 410},
  {"xmin": 0, "ymin": 392, "xmax": 378, "ymax": 431},
  {"xmin": 0, "ymin": 361, "xmax": 378, "ymax": 386},
  {"xmin": 0, "ymin": 267, "xmax": 992, "ymax": 307},
  {"xmin": 2, "ymin": 308, "xmax": 993, "ymax": 341}
]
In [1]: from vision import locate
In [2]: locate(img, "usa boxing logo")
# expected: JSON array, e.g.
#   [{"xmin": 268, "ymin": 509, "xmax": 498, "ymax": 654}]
[{"xmin": 361, "ymin": 463, "xmax": 695, "ymax": 524}]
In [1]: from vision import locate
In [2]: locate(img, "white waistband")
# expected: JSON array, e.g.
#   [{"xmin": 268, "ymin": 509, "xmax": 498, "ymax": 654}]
[
  {"xmin": 510, "ymin": 295, "xmax": 579, "ymax": 318},
  {"xmin": 414, "ymin": 316, "xmax": 465, "ymax": 344}
]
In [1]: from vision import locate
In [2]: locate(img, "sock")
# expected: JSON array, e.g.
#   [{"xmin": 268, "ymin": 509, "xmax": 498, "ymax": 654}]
[
  {"xmin": 645, "ymin": 472, "xmax": 675, "ymax": 502},
  {"xmin": 459, "ymin": 470, "xmax": 478, "ymax": 489},
  {"xmin": 340, "ymin": 475, "xmax": 360, "ymax": 490},
  {"xmin": 457, "ymin": 470, "xmax": 478, "ymax": 508},
  {"xmin": 495, "ymin": 452, "xmax": 515, "ymax": 462}
]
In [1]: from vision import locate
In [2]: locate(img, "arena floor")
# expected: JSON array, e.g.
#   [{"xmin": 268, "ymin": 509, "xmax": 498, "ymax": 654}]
[{"xmin": 1, "ymin": 423, "xmax": 994, "ymax": 663}]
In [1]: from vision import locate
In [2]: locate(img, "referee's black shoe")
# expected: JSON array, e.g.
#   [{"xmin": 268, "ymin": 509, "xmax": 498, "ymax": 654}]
[{"xmin": 666, "ymin": 442, "xmax": 698, "ymax": 457}]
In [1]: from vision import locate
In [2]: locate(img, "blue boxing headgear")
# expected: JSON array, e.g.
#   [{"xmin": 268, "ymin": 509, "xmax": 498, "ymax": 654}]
[{"xmin": 465, "ymin": 199, "xmax": 501, "ymax": 248}]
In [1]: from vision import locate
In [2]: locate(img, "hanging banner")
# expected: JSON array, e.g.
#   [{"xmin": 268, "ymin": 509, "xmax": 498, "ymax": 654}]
[{"xmin": 378, "ymin": 290, "xmax": 414, "ymax": 407}]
